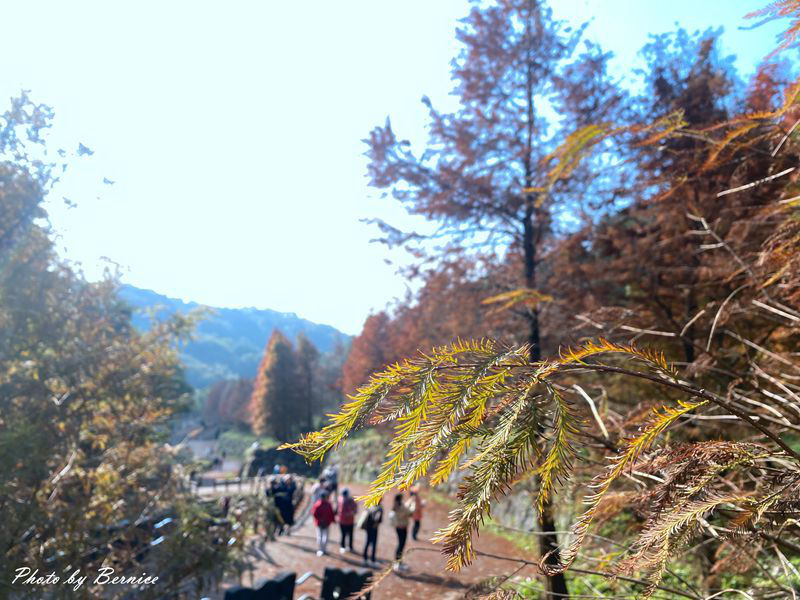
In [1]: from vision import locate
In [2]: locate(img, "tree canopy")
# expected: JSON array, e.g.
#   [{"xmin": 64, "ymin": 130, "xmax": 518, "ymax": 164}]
[
  {"xmin": 0, "ymin": 95, "xmax": 251, "ymax": 598},
  {"xmin": 300, "ymin": 2, "xmax": 800, "ymax": 598}
]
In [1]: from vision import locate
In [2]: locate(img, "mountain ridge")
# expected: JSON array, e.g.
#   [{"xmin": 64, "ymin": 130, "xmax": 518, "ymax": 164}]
[{"xmin": 118, "ymin": 284, "xmax": 351, "ymax": 389}]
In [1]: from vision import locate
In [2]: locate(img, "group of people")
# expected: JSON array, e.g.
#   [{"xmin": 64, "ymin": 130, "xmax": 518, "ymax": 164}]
[
  {"xmin": 311, "ymin": 482, "xmax": 425, "ymax": 572},
  {"xmin": 264, "ymin": 469, "xmax": 301, "ymax": 535},
  {"xmin": 260, "ymin": 463, "xmax": 427, "ymax": 572}
]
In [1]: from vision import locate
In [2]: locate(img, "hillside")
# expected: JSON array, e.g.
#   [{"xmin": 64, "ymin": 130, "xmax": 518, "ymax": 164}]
[{"xmin": 118, "ymin": 284, "xmax": 351, "ymax": 388}]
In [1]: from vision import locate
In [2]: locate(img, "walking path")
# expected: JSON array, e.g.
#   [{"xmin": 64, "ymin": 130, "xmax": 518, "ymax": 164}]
[{"xmin": 223, "ymin": 482, "xmax": 535, "ymax": 599}]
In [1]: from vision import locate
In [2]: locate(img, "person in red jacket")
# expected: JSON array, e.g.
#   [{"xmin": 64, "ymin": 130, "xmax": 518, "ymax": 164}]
[
  {"xmin": 312, "ymin": 490, "xmax": 336, "ymax": 556},
  {"xmin": 337, "ymin": 488, "xmax": 358, "ymax": 553}
]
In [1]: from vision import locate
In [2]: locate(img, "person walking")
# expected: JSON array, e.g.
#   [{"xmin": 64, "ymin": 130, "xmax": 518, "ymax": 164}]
[
  {"xmin": 323, "ymin": 465, "xmax": 339, "ymax": 512},
  {"xmin": 337, "ymin": 488, "xmax": 358, "ymax": 553},
  {"xmin": 406, "ymin": 488, "xmax": 425, "ymax": 541},
  {"xmin": 322, "ymin": 464, "xmax": 339, "ymax": 496},
  {"xmin": 265, "ymin": 477, "xmax": 283, "ymax": 537},
  {"xmin": 274, "ymin": 476, "xmax": 294, "ymax": 535},
  {"xmin": 359, "ymin": 497, "xmax": 383, "ymax": 567},
  {"xmin": 285, "ymin": 474, "xmax": 300, "ymax": 526},
  {"xmin": 312, "ymin": 490, "xmax": 336, "ymax": 556},
  {"xmin": 310, "ymin": 477, "xmax": 328, "ymax": 504},
  {"xmin": 389, "ymin": 493, "xmax": 412, "ymax": 572}
]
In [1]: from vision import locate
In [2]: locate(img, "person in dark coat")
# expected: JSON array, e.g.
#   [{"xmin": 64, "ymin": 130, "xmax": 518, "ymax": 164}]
[
  {"xmin": 273, "ymin": 477, "xmax": 294, "ymax": 535},
  {"xmin": 361, "ymin": 497, "xmax": 383, "ymax": 567},
  {"xmin": 264, "ymin": 476, "xmax": 282, "ymax": 537}
]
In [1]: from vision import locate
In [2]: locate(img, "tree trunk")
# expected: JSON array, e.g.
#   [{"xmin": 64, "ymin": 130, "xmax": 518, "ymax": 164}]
[
  {"xmin": 523, "ymin": 2, "xmax": 567, "ymax": 594},
  {"xmin": 538, "ymin": 501, "xmax": 568, "ymax": 599},
  {"xmin": 524, "ymin": 205, "xmax": 569, "ymax": 599},
  {"xmin": 529, "ymin": 318, "xmax": 569, "ymax": 599}
]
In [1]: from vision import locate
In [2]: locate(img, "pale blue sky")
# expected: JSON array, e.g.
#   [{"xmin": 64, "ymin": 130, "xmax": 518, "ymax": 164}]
[{"xmin": 0, "ymin": 1, "xmax": 786, "ymax": 334}]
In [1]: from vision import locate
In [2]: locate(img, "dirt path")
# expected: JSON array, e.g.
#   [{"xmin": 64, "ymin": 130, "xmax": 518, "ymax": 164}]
[{"xmin": 225, "ymin": 482, "xmax": 536, "ymax": 599}]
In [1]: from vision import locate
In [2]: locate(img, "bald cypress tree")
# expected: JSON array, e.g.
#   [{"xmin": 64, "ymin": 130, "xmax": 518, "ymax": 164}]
[
  {"xmin": 250, "ymin": 330, "xmax": 299, "ymax": 442},
  {"xmin": 289, "ymin": 4, "xmax": 800, "ymax": 597},
  {"xmin": 341, "ymin": 311, "xmax": 394, "ymax": 396},
  {"xmin": 295, "ymin": 332, "xmax": 321, "ymax": 432},
  {"xmin": 364, "ymin": 1, "xmax": 624, "ymax": 595}
]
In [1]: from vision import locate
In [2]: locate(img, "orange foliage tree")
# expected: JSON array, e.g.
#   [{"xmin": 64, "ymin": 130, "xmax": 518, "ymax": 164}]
[{"xmin": 292, "ymin": 3, "xmax": 800, "ymax": 598}]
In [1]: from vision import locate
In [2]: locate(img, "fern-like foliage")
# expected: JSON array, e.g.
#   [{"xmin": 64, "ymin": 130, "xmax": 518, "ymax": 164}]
[
  {"xmin": 747, "ymin": 0, "xmax": 800, "ymax": 57},
  {"xmin": 536, "ymin": 386, "xmax": 580, "ymax": 512},
  {"xmin": 600, "ymin": 442, "xmax": 776, "ymax": 598},
  {"xmin": 544, "ymin": 397, "xmax": 710, "ymax": 577},
  {"xmin": 731, "ymin": 472, "xmax": 800, "ymax": 533},
  {"xmin": 432, "ymin": 388, "xmax": 542, "ymax": 568},
  {"xmin": 283, "ymin": 338, "xmax": 711, "ymax": 574},
  {"xmin": 481, "ymin": 288, "xmax": 554, "ymax": 315},
  {"xmin": 620, "ymin": 494, "xmax": 748, "ymax": 597},
  {"xmin": 534, "ymin": 112, "xmax": 688, "ymax": 195},
  {"xmin": 284, "ymin": 336, "xmax": 800, "ymax": 597}
]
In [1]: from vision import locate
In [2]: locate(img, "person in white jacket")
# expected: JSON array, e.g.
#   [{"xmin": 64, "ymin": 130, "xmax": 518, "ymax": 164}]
[
  {"xmin": 406, "ymin": 488, "xmax": 425, "ymax": 540},
  {"xmin": 389, "ymin": 493, "xmax": 413, "ymax": 571}
]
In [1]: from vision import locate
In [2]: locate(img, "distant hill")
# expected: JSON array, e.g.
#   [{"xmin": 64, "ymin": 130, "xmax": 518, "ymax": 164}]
[{"xmin": 118, "ymin": 285, "xmax": 351, "ymax": 389}]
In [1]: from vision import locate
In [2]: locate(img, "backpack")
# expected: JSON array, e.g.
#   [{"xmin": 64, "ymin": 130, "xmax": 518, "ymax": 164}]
[
  {"xmin": 340, "ymin": 497, "xmax": 357, "ymax": 521},
  {"xmin": 358, "ymin": 506, "xmax": 381, "ymax": 530},
  {"xmin": 356, "ymin": 509, "xmax": 370, "ymax": 530},
  {"xmin": 389, "ymin": 505, "xmax": 410, "ymax": 528},
  {"xmin": 323, "ymin": 466, "xmax": 338, "ymax": 486}
]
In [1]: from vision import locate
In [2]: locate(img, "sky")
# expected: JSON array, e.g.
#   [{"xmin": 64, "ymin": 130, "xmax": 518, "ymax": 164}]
[{"xmin": 0, "ymin": 1, "xmax": 788, "ymax": 334}]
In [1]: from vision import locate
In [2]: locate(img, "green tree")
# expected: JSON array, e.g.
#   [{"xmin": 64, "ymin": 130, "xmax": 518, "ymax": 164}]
[{"xmin": 0, "ymin": 95, "xmax": 249, "ymax": 598}]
